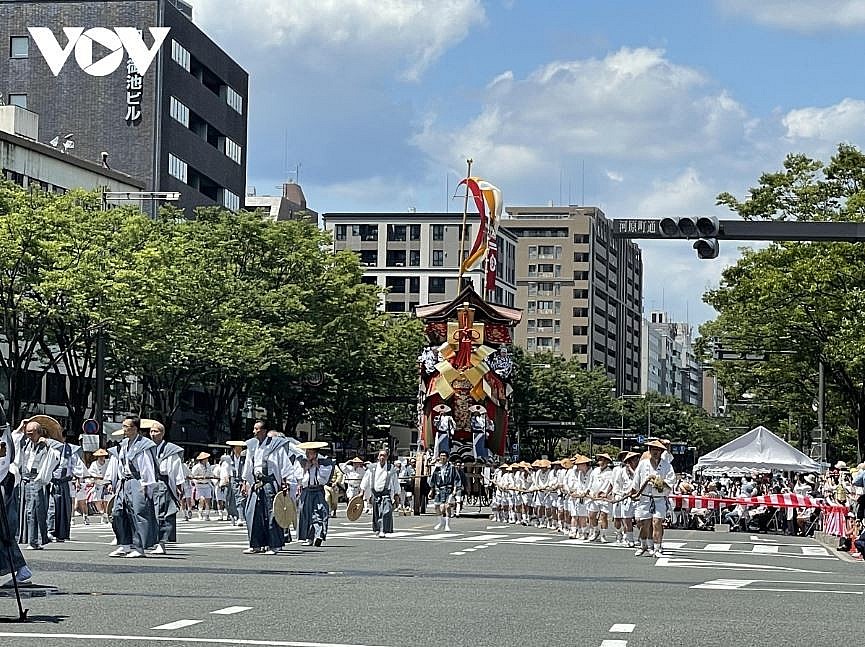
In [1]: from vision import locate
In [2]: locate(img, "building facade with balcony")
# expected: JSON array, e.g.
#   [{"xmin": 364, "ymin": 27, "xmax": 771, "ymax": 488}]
[
  {"xmin": 1, "ymin": 0, "xmax": 248, "ymax": 214},
  {"xmin": 640, "ymin": 311, "xmax": 703, "ymax": 407},
  {"xmin": 503, "ymin": 206, "xmax": 643, "ymax": 395},
  {"xmin": 322, "ymin": 212, "xmax": 518, "ymax": 312}
]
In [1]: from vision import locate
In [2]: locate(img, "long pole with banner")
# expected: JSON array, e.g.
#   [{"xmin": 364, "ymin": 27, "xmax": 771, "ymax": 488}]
[{"xmin": 456, "ymin": 158, "xmax": 473, "ymax": 291}]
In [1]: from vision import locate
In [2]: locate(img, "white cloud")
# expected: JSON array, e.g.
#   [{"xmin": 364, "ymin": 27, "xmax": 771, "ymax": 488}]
[
  {"xmin": 606, "ymin": 170, "xmax": 624, "ymax": 183},
  {"xmin": 783, "ymin": 98, "xmax": 865, "ymax": 142},
  {"xmin": 413, "ymin": 47, "xmax": 749, "ymax": 187},
  {"xmin": 717, "ymin": 0, "xmax": 865, "ymax": 31},
  {"xmin": 195, "ymin": 0, "xmax": 485, "ymax": 81},
  {"xmin": 637, "ymin": 168, "xmax": 717, "ymax": 219}
]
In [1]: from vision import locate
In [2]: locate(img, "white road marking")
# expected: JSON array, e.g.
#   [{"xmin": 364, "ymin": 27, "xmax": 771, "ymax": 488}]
[
  {"xmin": 0, "ymin": 632, "xmax": 396, "ymax": 647},
  {"xmin": 704, "ymin": 543, "xmax": 732, "ymax": 552},
  {"xmin": 600, "ymin": 641, "xmax": 628, "ymax": 647},
  {"xmin": 152, "ymin": 620, "xmax": 203, "ymax": 630},
  {"xmin": 750, "ymin": 535, "xmax": 778, "ymax": 542},
  {"xmin": 486, "ymin": 525, "xmax": 509, "ymax": 529},
  {"xmin": 383, "ymin": 532, "xmax": 417, "ymax": 538},
  {"xmin": 801, "ymin": 546, "xmax": 829, "ymax": 556},
  {"xmin": 660, "ymin": 542, "xmax": 685, "ymax": 549},
  {"xmin": 461, "ymin": 534, "xmax": 507, "ymax": 542},
  {"xmin": 691, "ymin": 579, "xmax": 755, "ymax": 590},
  {"xmin": 505, "ymin": 536, "xmax": 551, "ymax": 543},
  {"xmin": 449, "ymin": 551, "xmax": 466, "ymax": 556},
  {"xmin": 329, "ymin": 530, "xmax": 376, "ymax": 537},
  {"xmin": 656, "ymin": 557, "xmax": 827, "ymax": 574},
  {"xmin": 609, "ymin": 624, "xmax": 636, "ymax": 633},
  {"xmin": 417, "ymin": 533, "xmax": 458, "ymax": 540},
  {"xmin": 752, "ymin": 545, "xmax": 779, "ymax": 554},
  {"xmin": 210, "ymin": 607, "xmax": 252, "ymax": 615},
  {"xmin": 463, "ymin": 548, "xmax": 476, "ymax": 552}
]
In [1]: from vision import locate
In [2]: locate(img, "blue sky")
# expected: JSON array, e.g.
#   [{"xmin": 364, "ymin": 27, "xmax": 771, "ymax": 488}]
[{"xmin": 195, "ymin": 0, "xmax": 865, "ymax": 327}]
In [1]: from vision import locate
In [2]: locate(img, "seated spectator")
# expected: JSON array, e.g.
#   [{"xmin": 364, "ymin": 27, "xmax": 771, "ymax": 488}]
[{"xmin": 724, "ymin": 503, "xmax": 748, "ymax": 531}]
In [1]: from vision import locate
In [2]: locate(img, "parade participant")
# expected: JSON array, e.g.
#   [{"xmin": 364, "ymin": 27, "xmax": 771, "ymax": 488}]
[
  {"xmin": 87, "ymin": 448, "xmax": 110, "ymax": 521},
  {"xmin": 428, "ymin": 451, "xmax": 462, "ymax": 531},
  {"xmin": 225, "ymin": 441, "xmax": 248, "ymax": 527},
  {"xmin": 191, "ymin": 452, "xmax": 214, "ymax": 521},
  {"xmin": 342, "ymin": 456, "xmax": 367, "ymax": 513},
  {"xmin": 632, "ymin": 440, "xmax": 675, "ymax": 557},
  {"xmin": 0, "ymin": 405, "xmax": 32, "ymax": 587},
  {"xmin": 18, "ymin": 419, "xmax": 62, "ymax": 550},
  {"xmin": 327, "ymin": 460, "xmax": 344, "ymax": 518},
  {"xmin": 361, "ymin": 449, "xmax": 401, "ymax": 538},
  {"xmin": 398, "ymin": 458, "xmax": 416, "ymax": 514},
  {"xmin": 180, "ymin": 461, "xmax": 194, "ymax": 521},
  {"xmin": 47, "ymin": 432, "xmax": 85, "ymax": 543},
  {"xmin": 107, "ymin": 417, "xmax": 157, "ymax": 558},
  {"xmin": 553, "ymin": 460, "xmax": 571, "ymax": 533},
  {"xmin": 241, "ymin": 426, "xmax": 293, "ymax": 554},
  {"xmin": 490, "ymin": 463, "xmax": 506, "ymax": 522},
  {"xmin": 147, "ymin": 422, "xmax": 185, "ymax": 554},
  {"xmin": 565, "ymin": 455, "xmax": 591, "ymax": 540},
  {"xmin": 532, "ymin": 460, "xmax": 554, "ymax": 528},
  {"xmin": 613, "ymin": 452, "xmax": 640, "ymax": 547},
  {"xmin": 587, "ymin": 454, "xmax": 613, "ymax": 542},
  {"xmin": 297, "ymin": 442, "xmax": 334, "ymax": 547},
  {"xmin": 513, "ymin": 462, "xmax": 532, "ymax": 525},
  {"xmin": 453, "ymin": 460, "xmax": 468, "ymax": 517},
  {"xmin": 432, "ymin": 405, "xmax": 456, "ymax": 457}
]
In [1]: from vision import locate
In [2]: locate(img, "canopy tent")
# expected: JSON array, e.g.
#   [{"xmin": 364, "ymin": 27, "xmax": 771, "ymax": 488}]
[{"xmin": 696, "ymin": 425, "xmax": 820, "ymax": 473}]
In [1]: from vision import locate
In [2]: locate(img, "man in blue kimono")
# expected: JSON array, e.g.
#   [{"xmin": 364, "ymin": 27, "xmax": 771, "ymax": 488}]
[{"xmin": 297, "ymin": 442, "xmax": 333, "ymax": 547}]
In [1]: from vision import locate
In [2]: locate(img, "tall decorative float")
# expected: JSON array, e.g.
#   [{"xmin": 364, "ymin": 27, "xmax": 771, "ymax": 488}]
[{"xmin": 412, "ymin": 163, "xmax": 521, "ymax": 511}]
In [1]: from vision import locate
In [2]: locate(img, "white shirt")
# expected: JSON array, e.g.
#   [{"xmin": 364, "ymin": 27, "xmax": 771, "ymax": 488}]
[
  {"xmin": 633, "ymin": 457, "xmax": 675, "ymax": 496},
  {"xmin": 360, "ymin": 462, "xmax": 400, "ymax": 496},
  {"xmin": 589, "ymin": 466, "xmax": 613, "ymax": 497}
]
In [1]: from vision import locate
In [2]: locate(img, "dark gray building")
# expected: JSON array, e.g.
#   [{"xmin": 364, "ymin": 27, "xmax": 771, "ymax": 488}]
[{"xmin": 1, "ymin": 0, "xmax": 247, "ymax": 214}]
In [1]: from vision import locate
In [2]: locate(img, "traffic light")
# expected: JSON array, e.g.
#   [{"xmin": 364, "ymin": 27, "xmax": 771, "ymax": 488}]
[{"xmin": 658, "ymin": 215, "xmax": 720, "ymax": 259}]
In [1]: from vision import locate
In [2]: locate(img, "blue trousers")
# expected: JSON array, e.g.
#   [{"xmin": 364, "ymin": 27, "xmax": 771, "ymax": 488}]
[
  {"xmin": 246, "ymin": 481, "xmax": 284, "ymax": 550},
  {"xmin": 24, "ymin": 482, "xmax": 49, "ymax": 548},
  {"xmin": 112, "ymin": 479, "xmax": 154, "ymax": 552}
]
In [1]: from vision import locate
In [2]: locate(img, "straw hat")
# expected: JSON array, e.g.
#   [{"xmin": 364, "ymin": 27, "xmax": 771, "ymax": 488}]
[
  {"xmin": 226, "ymin": 440, "xmax": 246, "ymax": 447},
  {"xmin": 645, "ymin": 440, "xmax": 666, "ymax": 450},
  {"xmin": 537, "ymin": 459, "xmax": 552, "ymax": 469},
  {"xmin": 616, "ymin": 450, "xmax": 630, "ymax": 461},
  {"xmin": 92, "ymin": 448, "xmax": 108, "ymax": 457},
  {"xmin": 623, "ymin": 451, "xmax": 641, "ymax": 463},
  {"xmin": 573, "ymin": 455, "xmax": 591, "ymax": 465},
  {"xmin": 432, "ymin": 404, "xmax": 452, "ymax": 413},
  {"xmin": 20, "ymin": 415, "xmax": 64, "ymax": 442},
  {"xmin": 111, "ymin": 428, "xmax": 126, "ymax": 437},
  {"xmin": 196, "ymin": 452, "xmax": 211, "ymax": 461},
  {"xmin": 595, "ymin": 453, "xmax": 613, "ymax": 463},
  {"xmin": 560, "ymin": 458, "xmax": 574, "ymax": 469},
  {"xmin": 297, "ymin": 441, "xmax": 328, "ymax": 450},
  {"xmin": 519, "ymin": 461, "xmax": 532, "ymax": 469},
  {"xmin": 139, "ymin": 418, "xmax": 158, "ymax": 430},
  {"xmin": 347, "ymin": 456, "xmax": 364, "ymax": 464},
  {"xmin": 835, "ymin": 461, "xmax": 848, "ymax": 470}
]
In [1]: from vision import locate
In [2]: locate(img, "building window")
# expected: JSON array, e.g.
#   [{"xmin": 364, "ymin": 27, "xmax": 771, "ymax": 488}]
[
  {"xmin": 432, "ymin": 250, "xmax": 444, "ymax": 267},
  {"xmin": 528, "ymin": 283, "xmax": 537, "ymax": 296},
  {"xmin": 432, "ymin": 224, "xmax": 445, "ymax": 241},
  {"xmin": 573, "ymin": 344, "xmax": 588, "ymax": 355},
  {"xmin": 222, "ymin": 189, "xmax": 240, "ymax": 212},
  {"xmin": 574, "ymin": 270, "xmax": 589, "ymax": 281},
  {"xmin": 537, "ymin": 318, "xmax": 553, "ymax": 330},
  {"xmin": 573, "ymin": 289, "xmax": 589, "ymax": 299},
  {"xmin": 387, "ymin": 225, "xmax": 407, "ymax": 241},
  {"xmin": 386, "ymin": 277, "xmax": 405, "ymax": 293},
  {"xmin": 537, "ymin": 300, "xmax": 554, "ymax": 313},
  {"xmin": 574, "ymin": 252, "xmax": 589, "ymax": 262},
  {"xmin": 409, "ymin": 250, "xmax": 420, "ymax": 267},
  {"xmin": 224, "ymin": 137, "xmax": 242, "ymax": 164},
  {"xmin": 386, "ymin": 250, "xmax": 406, "ymax": 267},
  {"xmin": 168, "ymin": 153, "xmax": 188, "ymax": 183},
  {"xmin": 409, "ymin": 277, "xmax": 420, "ymax": 293},
  {"xmin": 10, "ymin": 36, "xmax": 28, "ymax": 58},
  {"xmin": 8, "ymin": 94, "xmax": 26, "ymax": 108},
  {"xmin": 528, "ymin": 246, "xmax": 538, "ymax": 260},
  {"xmin": 429, "ymin": 277, "xmax": 446, "ymax": 294},
  {"xmin": 527, "ymin": 265, "xmax": 537, "ymax": 277},
  {"xmin": 573, "ymin": 325, "xmax": 588, "ymax": 336},
  {"xmin": 574, "ymin": 234, "xmax": 590, "ymax": 244},
  {"xmin": 226, "ymin": 86, "xmax": 243, "ymax": 114},
  {"xmin": 410, "ymin": 224, "xmax": 421, "ymax": 241},
  {"xmin": 385, "ymin": 301, "xmax": 406, "ymax": 312},
  {"xmin": 335, "ymin": 225, "xmax": 347, "ymax": 241},
  {"xmin": 527, "ymin": 319, "xmax": 536, "ymax": 333},
  {"xmin": 169, "ymin": 96, "xmax": 189, "ymax": 127},
  {"xmin": 526, "ymin": 338, "xmax": 537, "ymax": 352},
  {"xmin": 358, "ymin": 250, "xmax": 377, "ymax": 266},
  {"xmin": 538, "ymin": 245, "xmax": 555, "ymax": 258},
  {"xmin": 171, "ymin": 39, "xmax": 191, "ymax": 71},
  {"xmin": 361, "ymin": 275, "xmax": 377, "ymax": 285},
  {"xmin": 537, "ymin": 337, "xmax": 553, "ymax": 350},
  {"xmin": 353, "ymin": 224, "xmax": 378, "ymax": 241},
  {"xmin": 573, "ymin": 307, "xmax": 589, "ymax": 318}
]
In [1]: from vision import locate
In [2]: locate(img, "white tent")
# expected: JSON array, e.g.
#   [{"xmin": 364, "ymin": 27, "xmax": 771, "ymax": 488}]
[{"xmin": 696, "ymin": 425, "xmax": 820, "ymax": 473}]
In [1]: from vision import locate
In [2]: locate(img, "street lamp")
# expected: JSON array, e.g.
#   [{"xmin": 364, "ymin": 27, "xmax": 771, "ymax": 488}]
[{"xmin": 647, "ymin": 402, "xmax": 671, "ymax": 439}]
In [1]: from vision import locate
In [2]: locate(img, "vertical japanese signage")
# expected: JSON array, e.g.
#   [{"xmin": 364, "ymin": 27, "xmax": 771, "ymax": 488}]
[{"xmin": 125, "ymin": 55, "xmax": 143, "ymax": 125}]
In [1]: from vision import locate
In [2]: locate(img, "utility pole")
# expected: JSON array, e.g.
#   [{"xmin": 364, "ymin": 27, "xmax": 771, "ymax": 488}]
[{"xmin": 817, "ymin": 359, "xmax": 825, "ymax": 468}]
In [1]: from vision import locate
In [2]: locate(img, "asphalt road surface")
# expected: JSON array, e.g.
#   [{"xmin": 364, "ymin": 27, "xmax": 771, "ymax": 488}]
[{"xmin": 0, "ymin": 508, "xmax": 859, "ymax": 647}]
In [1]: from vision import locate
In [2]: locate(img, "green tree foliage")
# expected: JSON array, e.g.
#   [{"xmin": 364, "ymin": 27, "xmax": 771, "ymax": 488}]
[{"xmin": 703, "ymin": 144, "xmax": 865, "ymax": 462}]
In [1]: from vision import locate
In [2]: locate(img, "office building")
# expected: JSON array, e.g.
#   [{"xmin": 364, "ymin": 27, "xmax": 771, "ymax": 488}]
[
  {"xmin": 1, "ymin": 0, "xmax": 248, "ymax": 214},
  {"xmin": 246, "ymin": 182, "xmax": 317, "ymax": 223},
  {"xmin": 641, "ymin": 311, "xmax": 703, "ymax": 407},
  {"xmin": 322, "ymin": 212, "xmax": 518, "ymax": 312},
  {"xmin": 503, "ymin": 206, "xmax": 643, "ymax": 395}
]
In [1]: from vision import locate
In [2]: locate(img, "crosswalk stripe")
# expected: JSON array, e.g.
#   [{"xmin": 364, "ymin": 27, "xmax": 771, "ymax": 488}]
[
  {"xmin": 152, "ymin": 620, "xmax": 202, "ymax": 630},
  {"xmin": 384, "ymin": 531, "xmax": 418, "ymax": 538},
  {"xmin": 505, "ymin": 536, "xmax": 551, "ymax": 543},
  {"xmin": 704, "ymin": 543, "xmax": 732, "ymax": 552},
  {"xmin": 210, "ymin": 606, "xmax": 252, "ymax": 615},
  {"xmin": 662, "ymin": 542, "xmax": 686, "ymax": 549},
  {"xmin": 752, "ymin": 545, "xmax": 779, "ymax": 554},
  {"xmin": 461, "ymin": 534, "xmax": 507, "ymax": 542},
  {"xmin": 801, "ymin": 546, "xmax": 829, "ymax": 556},
  {"xmin": 420, "ymin": 533, "xmax": 459, "ymax": 540}
]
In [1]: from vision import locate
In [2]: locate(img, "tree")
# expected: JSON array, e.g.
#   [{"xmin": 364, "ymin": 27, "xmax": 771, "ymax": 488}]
[{"xmin": 703, "ymin": 144, "xmax": 865, "ymax": 461}]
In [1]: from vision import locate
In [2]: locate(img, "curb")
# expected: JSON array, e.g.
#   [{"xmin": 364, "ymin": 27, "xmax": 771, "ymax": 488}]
[{"xmin": 815, "ymin": 531, "xmax": 860, "ymax": 564}]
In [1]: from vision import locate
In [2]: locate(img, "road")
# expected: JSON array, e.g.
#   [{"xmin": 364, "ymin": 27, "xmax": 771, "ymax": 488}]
[{"xmin": 0, "ymin": 508, "xmax": 859, "ymax": 646}]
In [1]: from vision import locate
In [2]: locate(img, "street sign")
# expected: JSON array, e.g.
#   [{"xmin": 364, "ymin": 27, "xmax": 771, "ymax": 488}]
[
  {"xmin": 613, "ymin": 218, "xmax": 664, "ymax": 238},
  {"xmin": 713, "ymin": 350, "xmax": 771, "ymax": 361},
  {"xmin": 82, "ymin": 418, "xmax": 99, "ymax": 434},
  {"xmin": 636, "ymin": 434, "xmax": 645, "ymax": 444}
]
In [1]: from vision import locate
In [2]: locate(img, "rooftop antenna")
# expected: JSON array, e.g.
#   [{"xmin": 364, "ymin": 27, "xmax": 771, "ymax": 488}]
[{"xmin": 581, "ymin": 159, "xmax": 585, "ymax": 206}]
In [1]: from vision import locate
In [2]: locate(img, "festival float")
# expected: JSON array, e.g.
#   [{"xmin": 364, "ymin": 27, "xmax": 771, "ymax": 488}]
[{"xmin": 411, "ymin": 165, "xmax": 521, "ymax": 510}]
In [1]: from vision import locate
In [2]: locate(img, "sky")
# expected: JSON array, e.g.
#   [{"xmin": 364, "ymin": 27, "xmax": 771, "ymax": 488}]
[{"xmin": 193, "ymin": 0, "xmax": 865, "ymax": 328}]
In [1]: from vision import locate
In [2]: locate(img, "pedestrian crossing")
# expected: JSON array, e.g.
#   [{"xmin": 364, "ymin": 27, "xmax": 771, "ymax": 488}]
[{"xmin": 64, "ymin": 519, "xmax": 834, "ymax": 559}]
